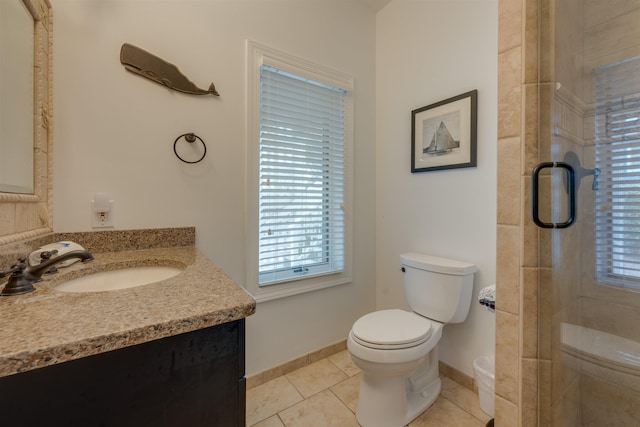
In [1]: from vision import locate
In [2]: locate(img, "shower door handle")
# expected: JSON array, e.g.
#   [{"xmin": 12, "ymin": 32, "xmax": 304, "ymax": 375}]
[{"xmin": 531, "ymin": 162, "xmax": 576, "ymax": 229}]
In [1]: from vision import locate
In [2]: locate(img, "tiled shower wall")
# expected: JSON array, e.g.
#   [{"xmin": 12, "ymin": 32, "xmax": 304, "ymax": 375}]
[
  {"xmin": 495, "ymin": 0, "xmax": 539, "ymax": 424},
  {"xmin": 497, "ymin": 0, "xmax": 640, "ymax": 425},
  {"xmin": 577, "ymin": 1, "xmax": 640, "ymax": 426}
]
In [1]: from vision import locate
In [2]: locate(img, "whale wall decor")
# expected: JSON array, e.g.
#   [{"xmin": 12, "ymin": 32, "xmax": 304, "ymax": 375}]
[{"xmin": 120, "ymin": 43, "xmax": 220, "ymax": 96}]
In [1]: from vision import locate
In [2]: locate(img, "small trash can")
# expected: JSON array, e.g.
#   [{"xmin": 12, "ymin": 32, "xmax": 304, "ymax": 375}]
[{"xmin": 473, "ymin": 355, "xmax": 495, "ymax": 417}]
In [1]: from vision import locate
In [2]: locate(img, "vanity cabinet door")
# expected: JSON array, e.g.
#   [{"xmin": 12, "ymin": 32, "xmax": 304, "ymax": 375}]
[{"xmin": 0, "ymin": 319, "xmax": 246, "ymax": 427}]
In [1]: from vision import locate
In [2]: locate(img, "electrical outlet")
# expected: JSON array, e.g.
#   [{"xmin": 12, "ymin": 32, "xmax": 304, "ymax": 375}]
[{"xmin": 91, "ymin": 200, "xmax": 115, "ymax": 228}]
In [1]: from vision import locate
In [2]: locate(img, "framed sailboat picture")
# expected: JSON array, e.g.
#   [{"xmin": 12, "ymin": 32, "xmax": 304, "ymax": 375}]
[{"xmin": 411, "ymin": 90, "xmax": 477, "ymax": 173}]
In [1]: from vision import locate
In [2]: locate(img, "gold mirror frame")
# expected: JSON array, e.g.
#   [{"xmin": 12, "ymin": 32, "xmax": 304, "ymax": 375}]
[{"xmin": 0, "ymin": 0, "xmax": 52, "ymax": 246}]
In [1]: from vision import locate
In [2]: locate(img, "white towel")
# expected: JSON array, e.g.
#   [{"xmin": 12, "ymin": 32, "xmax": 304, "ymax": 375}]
[
  {"xmin": 28, "ymin": 241, "xmax": 86, "ymax": 267},
  {"xmin": 478, "ymin": 284, "xmax": 496, "ymax": 311}
]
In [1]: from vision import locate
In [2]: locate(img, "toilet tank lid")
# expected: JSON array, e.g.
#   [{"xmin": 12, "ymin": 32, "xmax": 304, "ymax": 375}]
[{"xmin": 400, "ymin": 253, "xmax": 476, "ymax": 275}]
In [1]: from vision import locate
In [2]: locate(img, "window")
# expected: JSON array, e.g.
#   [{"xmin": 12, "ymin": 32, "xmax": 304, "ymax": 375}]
[
  {"xmin": 246, "ymin": 41, "xmax": 353, "ymax": 302},
  {"xmin": 594, "ymin": 55, "xmax": 640, "ymax": 290}
]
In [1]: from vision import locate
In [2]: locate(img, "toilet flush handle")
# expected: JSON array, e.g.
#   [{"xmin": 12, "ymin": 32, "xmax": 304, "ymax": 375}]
[{"xmin": 401, "ymin": 267, "xmax": 405, "ymax": 272}]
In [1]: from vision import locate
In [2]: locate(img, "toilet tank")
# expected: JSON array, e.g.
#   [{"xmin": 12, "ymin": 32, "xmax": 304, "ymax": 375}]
[{"xmin": 400, "ymin": 253, "xmax": 476, "ymax": 324}]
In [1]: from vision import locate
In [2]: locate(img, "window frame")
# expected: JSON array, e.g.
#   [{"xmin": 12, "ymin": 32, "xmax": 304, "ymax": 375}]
[
  {"xmin": 245, "ymin": 40, "xmax": 354, "ymax": 302},
  {"xmin": 594, "ymin": 56, "xmax": 640, "ymax": 291}
]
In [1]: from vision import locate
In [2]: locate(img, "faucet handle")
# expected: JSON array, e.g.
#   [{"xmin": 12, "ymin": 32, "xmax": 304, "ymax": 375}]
[
  {"xmin": 0, "ymin": 258, "xmax": 35, "ymax": 296},
  {"xmin": 39, "ymin": 250, "xmax": 60, "ymax": 274},
  {"xmin": 0, "ymin": 258, "xmax": 28, "ymax": 278},
  {"xmin": 40, "ymin": 249, "xmax": 58, "ymax": 261}
]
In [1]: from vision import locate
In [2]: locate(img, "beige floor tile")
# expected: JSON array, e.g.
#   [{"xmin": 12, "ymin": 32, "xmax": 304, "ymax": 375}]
[
  {"xmin": 330, "ymin": 373, "xmax": 362, "ymax": 412},
  {"xmin": 278, "ymin": 389, "xmax": 360, "ymax": 427},
  {"xmin": 440, "ymin": 377, "xmax": 492, "ymax": 423},
  {"xmin": 251, "ymin": 415, "xmax": 286, "ymax": 427},
  {"xmin": 249, "ymin": 352, "xmax": 489, "ymax": 427},
  {"xmin": 329, "ymin": 349, "xmax": 361, "ymax": 377},
  {"xmin": 247, "ymin": 376, "xmax": 303, "ymax": 426},
  {"xmin": 286, "ymin": 358, "xmax": 348, "ymax": 398},
  {"xmin": 409, "ymin": 397, "xmax": 486, "ymax": 427}
]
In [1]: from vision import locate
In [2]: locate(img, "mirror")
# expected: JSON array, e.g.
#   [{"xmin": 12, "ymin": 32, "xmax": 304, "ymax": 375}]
[
  {"xmin": 0, "ymin": 0, "xmax": 52, "ymax": 245},
  {"xmin": 0, "ymin": 0, "xmax": 34, "ymax": 194}
]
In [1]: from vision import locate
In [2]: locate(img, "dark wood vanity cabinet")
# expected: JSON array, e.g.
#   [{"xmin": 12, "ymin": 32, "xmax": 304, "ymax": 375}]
[{"xmin": 0, "ymin": 319, "xmax": 246, "ymax": 427}]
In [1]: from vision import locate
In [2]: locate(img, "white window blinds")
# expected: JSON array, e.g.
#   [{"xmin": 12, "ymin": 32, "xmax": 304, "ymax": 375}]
[
  {"xmin": 595, "ymin": 55, "xmax": 640, "ymax": 289},
  {"xmin": 258, "ymin": 64, "xmax": 346, "ymax": 286}
]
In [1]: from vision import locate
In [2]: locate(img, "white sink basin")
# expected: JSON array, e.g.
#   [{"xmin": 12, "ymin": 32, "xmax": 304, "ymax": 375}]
[{"xmin": 54, "ymin": 266, "xmax": 183, "ymax": 293}]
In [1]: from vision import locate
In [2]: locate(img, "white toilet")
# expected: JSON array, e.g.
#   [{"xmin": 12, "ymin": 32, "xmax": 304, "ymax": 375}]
[{"xmin": 347, "ymin": 253, "xmax": 476, "ymax": 427}]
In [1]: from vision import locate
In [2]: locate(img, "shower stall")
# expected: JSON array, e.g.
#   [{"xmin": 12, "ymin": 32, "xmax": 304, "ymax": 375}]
[{"xmin": 534, "ymin": 0, "xmax": 640, "ymax": 425}]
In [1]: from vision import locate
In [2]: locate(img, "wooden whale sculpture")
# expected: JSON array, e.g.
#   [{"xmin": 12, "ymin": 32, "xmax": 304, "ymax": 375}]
[{"xmin": 120, "ymin": 43, "xmax": 219, "ymax": 96}]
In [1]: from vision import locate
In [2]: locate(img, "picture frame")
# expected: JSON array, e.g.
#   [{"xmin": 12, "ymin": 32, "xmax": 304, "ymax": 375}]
[{"xmin": 411, "ymin": 90, "xmax": 477, "ymax": 173}]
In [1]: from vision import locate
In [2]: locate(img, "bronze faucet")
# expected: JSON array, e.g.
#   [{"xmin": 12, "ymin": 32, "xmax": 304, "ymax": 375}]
[{"xmin": 0, "ymin": 250, "xmax": 94, "ymax": 296}]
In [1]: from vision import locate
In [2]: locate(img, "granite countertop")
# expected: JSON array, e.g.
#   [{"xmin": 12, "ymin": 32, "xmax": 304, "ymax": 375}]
[{"xmin": 0, "ymin": 228, "xmax": 255, "ymax": 378}]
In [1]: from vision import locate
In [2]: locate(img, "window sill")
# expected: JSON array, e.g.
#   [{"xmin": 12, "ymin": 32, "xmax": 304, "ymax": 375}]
[
  {"xmin": 247, "ymin": 273, "xmax": 351, "ymax": 303},
  {"xmin": 596, "ymin": 277, "xmax": 640, "ymax": 293}
]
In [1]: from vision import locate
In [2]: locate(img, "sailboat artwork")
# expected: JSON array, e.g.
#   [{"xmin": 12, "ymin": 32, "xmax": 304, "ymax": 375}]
[
  {"xmin": 411, "ymin": 90, "xmax": 477, "ymax": 173},
  {"xmin": 423, "ymin": 121, "xmax": 460, "ymax": 155}
]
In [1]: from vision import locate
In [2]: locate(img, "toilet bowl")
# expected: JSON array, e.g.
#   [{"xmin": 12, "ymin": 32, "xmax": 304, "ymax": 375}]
[
  {"xmin": 348, "ymin": 253, "xmax": 476, "ymax": 427},
  {"xmin": 348, "ymin": 309, "xmax": 444, "ymax": 427}
]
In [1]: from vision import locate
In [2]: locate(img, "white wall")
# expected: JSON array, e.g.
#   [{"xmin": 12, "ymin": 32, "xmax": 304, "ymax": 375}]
[
  {"xmin": 376, "ymin": 0, "xmax": 497, "ymax": 376},
  {"xmin": 51, "ymin": 0, "xmax": 377, "ymax": 376},
  {"xmin": 51, "ymin": 0, "xmax": 497, "ymax": 378}
]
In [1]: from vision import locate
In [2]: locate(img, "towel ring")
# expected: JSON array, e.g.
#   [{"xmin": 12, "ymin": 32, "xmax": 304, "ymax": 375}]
[{"xmin": 174, "ymin": 133, "xmax": 206, "ymax": 164}]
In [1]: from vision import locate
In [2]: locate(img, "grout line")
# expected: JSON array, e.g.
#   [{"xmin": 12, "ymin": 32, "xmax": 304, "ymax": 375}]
[
  {"xmin": 284, "ymin": 364, "xmax": 350, "ymax": 401},
  {"xmin": 328, "ymin": 385, "xmax": 357, "ymax": 416},
  {"xmin": 283, "ymin": 372, "xmax": 307, "ymax": 400},
  {"xmin": 247, "ymin": 376, "xmax": 303, "ymax": 427},
  {"xmin": 440, "ymin": 394, "xmax": 488, "ymax": 424}
]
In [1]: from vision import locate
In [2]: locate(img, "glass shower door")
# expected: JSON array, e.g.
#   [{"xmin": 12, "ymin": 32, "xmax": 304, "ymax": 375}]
[{"xmin": 536, "ymin": 0, "xmax": 640, "ymax": 425}]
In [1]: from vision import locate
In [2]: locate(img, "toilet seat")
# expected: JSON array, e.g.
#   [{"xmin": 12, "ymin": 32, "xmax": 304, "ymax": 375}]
[{"xmin": 351, "ymin": 309, "xmax": 433, "ymax": 350}]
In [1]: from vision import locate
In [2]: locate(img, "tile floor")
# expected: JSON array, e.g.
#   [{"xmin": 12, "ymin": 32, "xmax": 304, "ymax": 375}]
[{"xmin": 247, "ymin": 350, "xmax": 492, "ymax": 427}]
